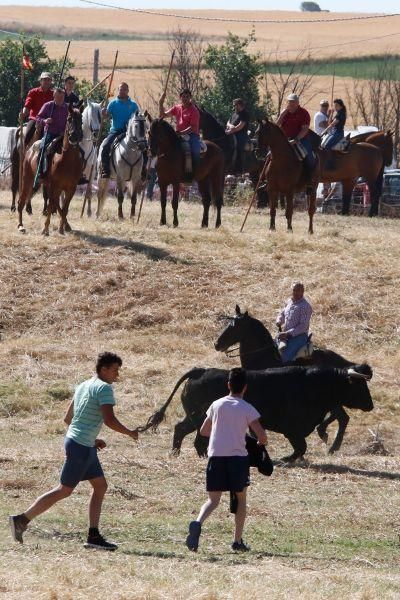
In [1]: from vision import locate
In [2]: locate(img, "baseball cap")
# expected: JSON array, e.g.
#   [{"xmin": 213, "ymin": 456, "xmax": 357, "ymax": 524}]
[
  {"xmin": 39, "ymin": 72, "xmax": 53, "ymax": 81},
  {"xmin": 287, "ymin": 93, "xmax": 299, "ymax": 101},
  {"xmin": 320, "ymin": 99, "xmax": 329, "ymax": 106}
]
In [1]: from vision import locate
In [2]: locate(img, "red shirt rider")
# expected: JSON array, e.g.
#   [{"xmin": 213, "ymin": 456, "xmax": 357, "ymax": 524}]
[
  {"xmin": 24, "ymin": 72, "xmax": 54, "ymax": 120},
  {"xmin": 167, "ymin": 103, "xmax": 200, "ymax": 135},
  {"xmin": 280, "ymin": 106, "xmax": 310, "ymax": 140}
]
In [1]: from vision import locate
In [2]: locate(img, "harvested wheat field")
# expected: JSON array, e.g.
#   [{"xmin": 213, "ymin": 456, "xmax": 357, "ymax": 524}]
[{"xmin": 0, "ymin": 191, "xmax": 399, "ymax": 599}]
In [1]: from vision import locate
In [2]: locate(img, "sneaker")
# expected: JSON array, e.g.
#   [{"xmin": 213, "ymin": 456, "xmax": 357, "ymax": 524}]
[
  {"xmin": 231, "ymin": 539, "xmax": 250, "ymax": 552},
  {"xmin": 84, "ymin": 534, "xmax": 118, "ymax": 551},
  {"xmin": 185, "ymin": 520, "xmax": 201, "ymax": 552},
  {"xmin": 9, "ymin": 515, "xmax": 28, "ymax": 544}
]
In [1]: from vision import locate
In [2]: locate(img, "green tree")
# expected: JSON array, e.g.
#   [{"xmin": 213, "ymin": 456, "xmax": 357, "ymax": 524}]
[
  {"xmin": 75, "ymin": 78, "xmax": 107, "ymax": 104},
  {"xmin": 0, "ymin": 35, "xmax": 74, "ymax": 126},
  {"xmin": 201, "ymin": 32, "xmax": 271, "ymax": 126},
  {"xmin": 300, "ymin": 2, "xmax": 321, "ymax": 11}
]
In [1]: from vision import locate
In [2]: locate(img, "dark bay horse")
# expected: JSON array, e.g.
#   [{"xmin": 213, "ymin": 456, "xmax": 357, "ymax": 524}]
[
  {"xmin": 198, "ymin": 107, "xmax": 268, "ymax": 207},
  {"xmin": 148, "ymin": 118, "xmax": 225, "ymax": 228},
  {"xmin": 214, "ymin": 305, "xmax": 371, "ymax": 454},
  {"xmin": 18, "ymin": 104, "xmax": 84, "ymax": 235}
]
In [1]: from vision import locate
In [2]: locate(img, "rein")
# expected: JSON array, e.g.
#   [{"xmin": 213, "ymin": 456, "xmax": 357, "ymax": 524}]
[{"xmin": 224, "ymin": 341, "xmax": 278, "ymax": 359}]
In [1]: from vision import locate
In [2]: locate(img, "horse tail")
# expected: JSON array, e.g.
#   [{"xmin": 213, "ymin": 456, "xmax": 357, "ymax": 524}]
[{"xmin": 137, "ymin": 367, "xmax": 206, "ymax": 433}]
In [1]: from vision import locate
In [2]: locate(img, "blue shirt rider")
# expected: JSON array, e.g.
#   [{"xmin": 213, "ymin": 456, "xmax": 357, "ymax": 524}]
[{"xmin": 100, "ymin": 82, "xmax": 139, "ymax": 178}]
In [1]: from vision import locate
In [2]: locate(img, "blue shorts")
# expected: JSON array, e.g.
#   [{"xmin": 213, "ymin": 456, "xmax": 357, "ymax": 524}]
[
  {"xmin": 60, "ymin": 437, "xmax": 104, "ymax": 488},
  {"xmin": 206, "ymin": 456, "xmax": 250, "ymax": 492}
]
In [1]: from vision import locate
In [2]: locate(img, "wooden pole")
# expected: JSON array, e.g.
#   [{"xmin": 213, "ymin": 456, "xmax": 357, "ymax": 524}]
[
  {"xmin": 18, "ymin": 43, "xmax": 25, "ymax": 201},
  {"xmin": 239, "ymin": 155, "xmax": 270, "ymax": 233},
  {"xmin": 93, "ymin": 48, "xmax": 99, "ymax": 85},
  {"xmin": 328, "ymin": 64, "xmax": 336, "ymax": 125},
  {"xmin": 163, "ymin": 50, "xmax": 175, "ymax": 97},
  {"xmin": 81, "ymin": 51, "xmax": 118, "ymax": 218}
]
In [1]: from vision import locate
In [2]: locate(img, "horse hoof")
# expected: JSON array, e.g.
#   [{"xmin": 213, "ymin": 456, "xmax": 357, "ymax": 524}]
[
  {"xmin": 18, "ymin": 225, "xmax": 26, "ymax": 234},
  {"xmin": 87, "ymin": 210, "xmax": 92, "ymax": 218},
  {"xmin": 170, "ymin": 448, "xmax": 181, "ymax": 457},
  {"xmin": 26, "ymin": 206, "xmax": 32, "ymax": 215},
  {"xmin": 65, "ymin": 224, "xmax": 72, "ymax": 233},
  {"xmin": 10, "ymin": 206, "xmax": 16, "ymax": 213},
  {"xmin": 41, "ymin": 230, "xmax": 49, "ymax": 237}
]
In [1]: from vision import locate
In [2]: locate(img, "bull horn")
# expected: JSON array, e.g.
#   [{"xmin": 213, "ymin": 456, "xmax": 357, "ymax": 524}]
[{"xmin": 347, "ymin": 368, "xmax": 370, "ymax": 380}]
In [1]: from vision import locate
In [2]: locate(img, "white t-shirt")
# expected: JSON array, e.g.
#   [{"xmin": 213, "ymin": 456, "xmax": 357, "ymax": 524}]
[
  {"xmin": 314, "ymin": 111, "xmax": 328, "ymax": 135},
  {"xmin": 206, "ymin": 395, "xmax": 261, "ymax": 457}
]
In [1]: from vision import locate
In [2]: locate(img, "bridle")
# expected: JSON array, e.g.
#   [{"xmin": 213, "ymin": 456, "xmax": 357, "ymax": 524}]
[{"xmin": 217, "ymin": 314, "xmax": 280, "ymax": 359}]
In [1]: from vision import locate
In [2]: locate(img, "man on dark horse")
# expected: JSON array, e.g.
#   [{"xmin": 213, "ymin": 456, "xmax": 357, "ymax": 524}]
[
  {"xmin": 64, "ymin": 75, "xmax": 80, "ymax": 106},
  {"xmin": 100, "ymin": 82, "xmax": 139, "ymax": 178},
  {"xmin": 159, "ymin": 88, "xmax": 201, "ymax": 179},
  {"xmin": 35, "ymin": 88, "xmax": 69, "ymax": 175},
  {"xmin": 276, "ymin": 93, "xmax": 317, "ymax": 184},
  {"xmin": 225, "ymin": 98, "xmax": 250, "ymax": 174},
  {"xmin": 20, "ymin": 71, "xmax": 54, "ymax": 149}
]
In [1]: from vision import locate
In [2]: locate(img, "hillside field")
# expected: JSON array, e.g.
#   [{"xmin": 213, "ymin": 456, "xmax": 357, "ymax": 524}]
[{"xmin": 0, "ymin": 190, "xmax": 399, "ymax": 598}]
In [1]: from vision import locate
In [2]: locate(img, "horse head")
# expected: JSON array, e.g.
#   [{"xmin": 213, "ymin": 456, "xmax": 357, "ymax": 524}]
[
  {"xmin": 66, "ymin": 104, "xmax": 83, "ymax": 146},
  {"xmin": 127, "ymin": 111, "xmax": 148, "ymax": 152},
  {"xmin": 149, "ymin": 118, "xmax": 180, "ymax": 157},
  {"xmin": 83, "ymin": 100, "xmax": 102, "ymax": 142}
]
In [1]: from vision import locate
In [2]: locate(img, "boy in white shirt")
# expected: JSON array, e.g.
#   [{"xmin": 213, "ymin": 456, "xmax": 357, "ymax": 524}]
[{"xmin": 186, "ymin": 368, "xmax": 267, "ymax": 552}]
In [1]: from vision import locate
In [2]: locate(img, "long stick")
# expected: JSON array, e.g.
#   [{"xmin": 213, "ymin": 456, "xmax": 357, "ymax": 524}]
[
  {"xmin": 239, "ymin": 155, "xmax": 270, "ymax": 233},
  {"xmin": 81, "ymin": 51, "xmax": 118, "ymax": 218},
  {"xmin": 328, "ymin": 64, "xmax": 336, "ymax": 125},
  {"xmin": 33, "ymin": 40, "xmax": 71, "ymax": 187},
  {"xmin": 18, "ymin": 43, "xmax": 25, "ymax": 201},
  {"xmin": 83, "ymin": 72, "xmax": 111, "ymax": 101},
  {"xmin": 163, "ymin": 50, "xmax": 175, "ymax": 96},
  {"xmin": 136, "ymin": 160, "xmax": 152, "ymax": 224}
]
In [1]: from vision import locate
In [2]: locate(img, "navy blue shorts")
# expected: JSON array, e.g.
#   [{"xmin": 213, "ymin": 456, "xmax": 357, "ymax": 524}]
[
  {"xmin": 206, "ymin": 456, "xmax": 250, "ymax": 492},
  {"xmin": 60, "ymin": 437, "xmax": 104, "ymax": 488}
]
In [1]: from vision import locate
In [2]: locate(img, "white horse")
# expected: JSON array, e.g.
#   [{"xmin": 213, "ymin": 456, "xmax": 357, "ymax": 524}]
[
  {"xmin": 80, "ymin": 100, "xmax": 102, "ymax": 217},
  {"xmin": 97, "ymin": 111, "xmax": 147, "ymax": 219}
]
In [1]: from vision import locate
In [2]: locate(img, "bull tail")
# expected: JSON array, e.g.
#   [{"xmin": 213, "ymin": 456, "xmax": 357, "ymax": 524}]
[{"xmin": 137, "ymin": 367, "xmax": 206, "ymax": 433}]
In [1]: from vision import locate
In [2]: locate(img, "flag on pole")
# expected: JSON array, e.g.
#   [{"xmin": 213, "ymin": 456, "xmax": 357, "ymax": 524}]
[{"xmin": 22, "ymin": 53, "xmax": 33, "ymax": 70}]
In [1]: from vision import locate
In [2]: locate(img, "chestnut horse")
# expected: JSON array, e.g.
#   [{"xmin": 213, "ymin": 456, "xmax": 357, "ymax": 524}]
[
  {"xmin": 256, "ymin": 119, "xmax": 385, "ymax": 229},
  {"xmin": 148, "ymin": 118, "xmax": 225, "ymax": 228},
  {"xmin": 351, "ymin": 130, "xmax": 394, "ymax": 167},
  {"xmin": 17, "ymin": 104, "xmax": 84, "ymax": 235}
]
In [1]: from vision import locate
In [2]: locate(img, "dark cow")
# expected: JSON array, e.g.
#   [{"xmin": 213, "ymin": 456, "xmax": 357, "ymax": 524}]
[{"xmin": 140, "ymin": 364, "xmax": 373, "ymax": 461}]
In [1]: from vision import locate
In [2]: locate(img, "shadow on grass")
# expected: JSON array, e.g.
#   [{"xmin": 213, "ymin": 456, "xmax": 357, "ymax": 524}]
[
  {"xmin": 72, "ymin": 230, "xmax": 191, "ymax": 265},
  {"xmin": 277, "ymin": 461, "xmax": 400, "ymax": 481}
]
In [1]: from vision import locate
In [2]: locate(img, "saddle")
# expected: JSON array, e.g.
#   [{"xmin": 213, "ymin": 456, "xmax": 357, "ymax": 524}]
[
  {"xmin": 291, "ymin": 139, "xmax": 308, "ymax": 162},
  {"xmin": 278, "ymin": 333, "xmax": 314, "ymax": 361},
  {"xmin": 321, "ymin": 133, "xmax": 351, "ymax": 152},
  {"xmin": 180, "ymin": 134, "xmax": 206, "ymax": 181}
]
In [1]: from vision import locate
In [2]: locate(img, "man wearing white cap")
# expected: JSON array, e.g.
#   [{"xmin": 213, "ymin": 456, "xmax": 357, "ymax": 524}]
[
  {"xmin": 314, "ymin": 100, "xmax": 330, "ymax": 136},
  {"xmin": 277, "ymin": 93, "xmax": 316, "ymax": 180},
  {"xmin": 21, "ymin": 72, "xmax": 54, "ymax": 147}
]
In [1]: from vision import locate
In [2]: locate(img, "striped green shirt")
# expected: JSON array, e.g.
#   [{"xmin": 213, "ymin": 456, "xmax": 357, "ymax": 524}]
[{"xmin": 67, "ymin": 376, "xmax": 116, "ymax": 447}]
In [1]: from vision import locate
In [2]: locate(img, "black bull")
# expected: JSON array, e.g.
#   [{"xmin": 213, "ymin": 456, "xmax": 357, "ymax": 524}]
[{"xmin": 140, "ymin": 365, "xmax": 373, "ymax": 462}]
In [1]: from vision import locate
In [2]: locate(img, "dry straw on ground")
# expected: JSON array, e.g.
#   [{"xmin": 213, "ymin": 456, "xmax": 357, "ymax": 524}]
[{"xmin": 0, "ymin": 191, "xmax": 399, "ymax": 598}]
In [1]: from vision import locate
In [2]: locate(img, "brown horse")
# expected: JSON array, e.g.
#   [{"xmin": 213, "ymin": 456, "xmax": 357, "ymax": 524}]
[
  {"xmin": 256, "ymin": 119, "xmax": 385, "ymax": 226},
  {"xmin": 148, "ymin": 118, "xmax": 225, "ymax": 228},
  {"xmin": 351, "ymin": 130, "xmax": 394, "ymax": 167},
  {"xmin": 255, "ymin": 119, "xmax": 319, "ymax": 233},
  {"xmin": 18, "ymin": 104, "xmax": 84, "ymax": 235}
]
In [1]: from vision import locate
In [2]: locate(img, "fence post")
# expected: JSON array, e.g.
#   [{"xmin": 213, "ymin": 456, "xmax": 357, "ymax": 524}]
[{"xmin": 93, "ymin": 49, "xmax": 99, "ymax": 85}]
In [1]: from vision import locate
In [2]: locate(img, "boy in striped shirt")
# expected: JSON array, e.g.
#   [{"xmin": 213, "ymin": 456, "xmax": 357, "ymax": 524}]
[{"xmin": 9, "ymin": 352, "xmax": 138, "ymax": 551}]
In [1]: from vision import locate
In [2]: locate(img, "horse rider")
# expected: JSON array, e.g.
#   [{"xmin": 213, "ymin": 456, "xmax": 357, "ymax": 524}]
[
  {"xmin": 35, "ymin": 87, "xmax": 69, "ymax": 175},
  {"xmin": 225, "ymin": 98, "xmax": 250, "ymax": 174},
  {"xmin": 313, "ymin": 99, "xmax": 330, "ymax": 136},
  {"xmin": 276, "ymin": 282, "xmax": 313, "ymax": 363},
  {"xmin": 100, "ymin": 82, "xmax": 139, "ymax": 178},
  {"xmin": 320, "ymin": 98, "xmax": 347, "ymax": 151},
  {"xmin": 159, "ymin": 88, "xmax": 201, "ymax": 178},
  {"xmin": 64, "ymin": 76, "xmax": 80, "ymax": 106},
  {"xmin": 277, "ymin": 93, "xmax": 317, "ymax": 183},
  {"xmin": 20, "ymin": 71, "xmax": 54, "ymax": 148}
]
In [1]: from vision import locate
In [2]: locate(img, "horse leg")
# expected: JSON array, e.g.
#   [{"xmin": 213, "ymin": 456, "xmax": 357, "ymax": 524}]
[
  {"xmin": 307, "ymin": 186, "xmax": 316, "ymax": 234},
  {"xmin": 172, "ymin": 415, "xmax": 197, "ymax": 456},
  {"xmin": 11, "ymin": 147, "xmax": 19, "ymax": 212},
  {"xmin": 285, "ymin": 193, "xmax": 294, "ymax": 231},
  {"xmin": 17, "ymin": 163, "xmax": 35, "ymax": 233},
  {"xmin": 130, "ymin": 183, "xmax": 137, "ymax": 219},
  {"xmin": 117, "ymin": 182, "xmax": 124, "ymax": 220},
  {"xmin": 198, "ymin": 179, "xmax": 211, "ymax": 228},
  {"xmin": 281, "ymin": 434, "xmax": 307, "ymax": 462},
  {"xmin": 341, "ymin": 180, "xmax": 353, "ymax": 215},
  {"xmin": 42, "ymin": 187, "xmax": 48, "ymax": 216},
  {"xmin": 269, "ymin": 190, "xmax": 278, "ymax": 231},
  {"xmin": 210, "ymin": 173, "xmax": 224, "ymax": 228},
  {"xmin": 42, "ymin": 190, "xmax": 54, "ymax": 237},
  {"xmin": 159, "ymin": 183, "xmax": 167, "ymax": 226},
  {"xmin": 327, "ymin": 407, "xmax": 350, "ymax": 454},
  {"xmin": 96, "ymin": 177, "xmax": 108, "ymax": 218},
  {"xmin": 60, "ymin": 190, "xmax": 74, "ymax": 234},
  {"xmin": 172, "ymin": 184, "xmax": 179, "ymax": 228}
]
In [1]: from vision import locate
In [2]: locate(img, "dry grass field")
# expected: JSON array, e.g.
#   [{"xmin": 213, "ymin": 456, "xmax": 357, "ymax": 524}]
[{"xmin": 0, "ymin": 189, "xmax": 399, "ymax": 599}]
